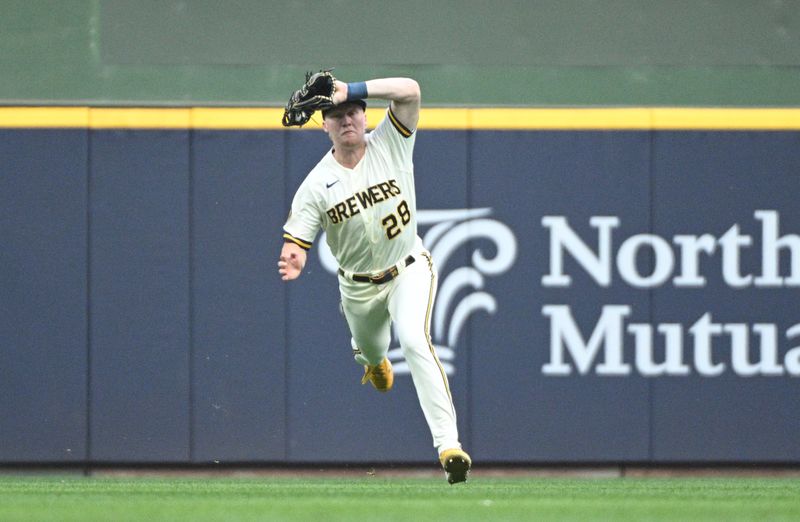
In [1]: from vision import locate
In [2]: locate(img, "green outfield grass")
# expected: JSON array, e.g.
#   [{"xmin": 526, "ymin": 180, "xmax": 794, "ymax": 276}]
[{"xmin": 0, "ymin": 475, "xmax": 798, "ymax": 522}]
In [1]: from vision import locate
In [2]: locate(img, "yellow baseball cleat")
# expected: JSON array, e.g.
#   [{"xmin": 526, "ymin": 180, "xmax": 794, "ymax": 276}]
[
  {"xmin": 361, "ymin": 357, "xmax": 394, "ymax": 392},
  {"xmin": 439, "ymin": 448, "xmax": 472, "ymax": 484}
]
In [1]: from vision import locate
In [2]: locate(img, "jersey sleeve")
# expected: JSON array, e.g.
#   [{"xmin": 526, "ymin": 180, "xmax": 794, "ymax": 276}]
[
  {"xmin": 369, "ymin": 107, "xmax": 417, "ymax": 171},
  {"xmin": 282, "ymin": 179, "xmax": 323, "ymax": 250}
]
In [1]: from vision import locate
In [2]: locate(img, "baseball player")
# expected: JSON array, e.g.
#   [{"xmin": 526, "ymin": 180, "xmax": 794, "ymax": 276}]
[{"xmin": 278, "ymin": 72, "xmax": 471, "ymax": 484}]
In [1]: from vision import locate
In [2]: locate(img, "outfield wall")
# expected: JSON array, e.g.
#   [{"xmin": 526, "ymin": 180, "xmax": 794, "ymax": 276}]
[{"xmin": 1, "ymin": 108, "xmax": 799, "ymax": 464}]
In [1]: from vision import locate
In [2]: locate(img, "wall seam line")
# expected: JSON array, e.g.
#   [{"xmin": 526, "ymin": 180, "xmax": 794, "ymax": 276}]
[
  {"xmin": 85, "ymin": 126, "xmax": 93, "ymax": 472},
  {"xmin": 283, "ymin": 129, "xmax": 291, "ymax": 461},
  {"xmin": 188, "ymin": 128, "xmax": 196, "ymax": 462},
  {"xmin": 647, "ymin": 125, "xmax": 656, "ymax": 462}
]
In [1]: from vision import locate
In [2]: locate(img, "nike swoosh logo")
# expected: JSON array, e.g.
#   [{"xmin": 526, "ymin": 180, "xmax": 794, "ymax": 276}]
[{"xmin": 326, "ymin": 180, "xmax": 340, "ymax": 188}]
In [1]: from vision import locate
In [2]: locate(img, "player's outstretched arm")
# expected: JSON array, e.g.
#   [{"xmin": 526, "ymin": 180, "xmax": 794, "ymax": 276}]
[
  {"xmin": 333, "ymin": 77, "xmax": 421, "ymax": 132},
  {"xmin": 278, "ymin": 241, "xmax": 307, "ymax": 281}
]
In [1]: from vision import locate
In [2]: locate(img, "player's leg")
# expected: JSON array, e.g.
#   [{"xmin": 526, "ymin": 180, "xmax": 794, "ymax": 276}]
[
  {"xmin": 340, "ymin": 286, "xmax": 391, "ymax": 364},
  {"xmin": 388, "ymin": 252, "xmax": 461, "ymax": 453},
  {"xmin": 339, "ymin": 282, "xmax": 394, "ymax": 391}
]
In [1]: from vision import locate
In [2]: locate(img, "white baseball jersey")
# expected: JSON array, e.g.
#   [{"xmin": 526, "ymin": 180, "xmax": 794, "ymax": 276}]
[{"xmin": 283, "ymin": 108, "xmax": 417, "ymax": 274}]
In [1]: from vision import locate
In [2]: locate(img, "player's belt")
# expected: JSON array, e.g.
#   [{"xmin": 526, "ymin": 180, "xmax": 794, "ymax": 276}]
[{"xmin": 338, "ymin": 255, "xmax": 415, "ymax": 284}]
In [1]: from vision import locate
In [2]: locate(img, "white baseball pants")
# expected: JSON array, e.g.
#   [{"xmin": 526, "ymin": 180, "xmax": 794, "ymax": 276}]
[{"xmin": 338, "ymin": 248, "xmax": 461, "ymax": 455}]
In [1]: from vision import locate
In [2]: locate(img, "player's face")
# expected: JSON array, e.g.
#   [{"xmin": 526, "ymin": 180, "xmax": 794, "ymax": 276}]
[{"xmin": 323, "ymin": 104, "xmax": 367, "ymax": 148}]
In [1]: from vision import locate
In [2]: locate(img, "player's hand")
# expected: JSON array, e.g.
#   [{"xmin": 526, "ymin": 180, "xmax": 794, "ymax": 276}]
[
  {"xmin": 278, "ymin": 242, "xmax": 307, "ymax": 281},
  {"xmin": 278, "ymin": 254, "xmax": 303, "ymax": 280},
  {"xmin": 331, "ymin": 80, "xmax": 348, "ymax": 105}
]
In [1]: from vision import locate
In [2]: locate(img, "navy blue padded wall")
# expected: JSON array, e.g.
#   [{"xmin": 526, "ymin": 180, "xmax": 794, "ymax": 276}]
[
  {"xmin": 651, "ymin": 131, "xmax": 800, "ymax": 461},
  {"xmin": 190, "ymin": 130, "xmax": 288, "ymax": 462},
  {"xmin": 3, "ymin": 125, "xmax": 800, "ymax": 466},
  {"xmin": 89, "ymin": 130, "xmax": 190, "ymax": 462},
  {"xmin": 0, "ymin": 130, "xmax": 88, "ymax": 462}
]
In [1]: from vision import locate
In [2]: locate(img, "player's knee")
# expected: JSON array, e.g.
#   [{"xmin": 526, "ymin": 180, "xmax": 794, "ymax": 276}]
[{"xmin": 396, "ymin": 333, "xmax": 430, "ymax": 356}]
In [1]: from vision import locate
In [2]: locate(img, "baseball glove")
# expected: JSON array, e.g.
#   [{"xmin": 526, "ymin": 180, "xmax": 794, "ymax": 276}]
[{"xmin": 281, "ymin": 69, "xmax": 337, "ymax": 127}]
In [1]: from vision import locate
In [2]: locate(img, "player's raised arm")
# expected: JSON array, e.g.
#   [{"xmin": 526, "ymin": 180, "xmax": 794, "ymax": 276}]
[{"xmin": 333, "ymin": 78, "xmax": 421, "ymax": 133}]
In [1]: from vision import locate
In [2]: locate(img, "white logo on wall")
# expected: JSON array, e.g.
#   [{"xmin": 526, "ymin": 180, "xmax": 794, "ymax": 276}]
[
  {"xmin": 318, "ymin": 208, "xmax": 518, "ymax": 375},
  {"xmin": 541, "ymin": 210, "xmax": 800, "ymax": 377}
]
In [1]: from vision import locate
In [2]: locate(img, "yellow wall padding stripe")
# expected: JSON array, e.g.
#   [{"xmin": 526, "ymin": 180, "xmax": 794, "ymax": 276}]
[
  {"xmin": 469, "ymin": 108, "xmax": 654, "ymax": 129},
  {"xmin": 0, "ymin": 107, "xmax": 90, "ymax": 127},
  {"xmin": 90, "ymin": 108, "xmax": 191, "ymax": 128},
  {"xmin": 192, "ymin": 108, "xmax": 285, "ymax": 129},
  {"xmin": 649, "ymin": 108, "xmax": 800, "ymax": 130},
  {"xmin": 2, "ymin": 107, "xmax": 800, "ymax": 130}
]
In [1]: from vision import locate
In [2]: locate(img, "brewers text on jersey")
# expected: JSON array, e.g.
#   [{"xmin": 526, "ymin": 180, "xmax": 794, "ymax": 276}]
[{"xmin": 326, "ymin": 179, "xmax": 402, "ymax": 225}]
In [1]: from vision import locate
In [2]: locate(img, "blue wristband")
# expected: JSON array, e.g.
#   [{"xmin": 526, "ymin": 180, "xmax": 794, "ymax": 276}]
[{"xmin": 346, "ymin": 82, "xmax": 368, "ymax": 101}]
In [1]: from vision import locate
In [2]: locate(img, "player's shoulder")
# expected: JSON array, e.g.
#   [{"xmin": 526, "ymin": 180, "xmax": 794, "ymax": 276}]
[{"xmin": 369, "ymin": 108, "xmax": 416, "ymax": 143}]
